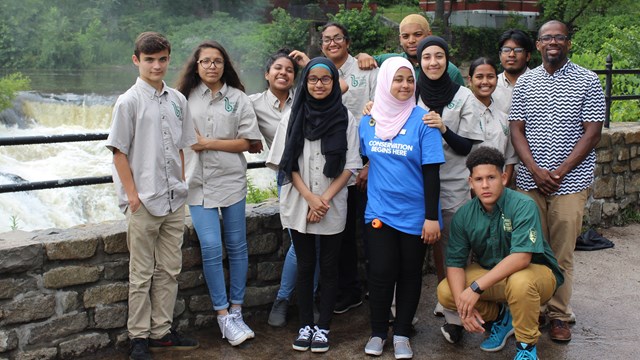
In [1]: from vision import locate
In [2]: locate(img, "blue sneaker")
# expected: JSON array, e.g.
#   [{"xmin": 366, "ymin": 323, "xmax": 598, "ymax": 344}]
[
  {"xmin": 480, "ymin": 304, "xmax": 514, "ymax": 352},
  {"xmin": 514, "ymin": 342, "xmax": 537, "ymax": 359}
]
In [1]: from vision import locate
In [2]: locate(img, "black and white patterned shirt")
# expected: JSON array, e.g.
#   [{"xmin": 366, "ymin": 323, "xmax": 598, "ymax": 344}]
[{"xmin": 509, "ymin": 60, "xmax": 605, "ymax": 195}]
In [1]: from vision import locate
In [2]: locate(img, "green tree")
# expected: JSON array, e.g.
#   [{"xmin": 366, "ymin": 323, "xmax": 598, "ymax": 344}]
[
  {"xmin": 0, "ymin": 73, "xmax": 30, "ymax": 111},
  {"xmin": 327, "ymin": 0, "xmax": 392, "ymax": 55}
]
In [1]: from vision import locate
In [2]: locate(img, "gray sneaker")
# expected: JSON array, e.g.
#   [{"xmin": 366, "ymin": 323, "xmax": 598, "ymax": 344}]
[
  {"xmin": 393, "ymin": 335, "xmax": 413, "ymax": 359},
  {"xmin": 230, "ymin": 307, "xmax": 255, "ymax": 339},
  {"xmin": 217, "ymin": 313, "xmax": 249, "ymax": 346},
  {"xmin": 364, "ymin": 336, "xmax": 386, "ymax": 356},
  {"xmin": 268, "ymin": 298, "xmax": 289, "ymax": 327}
]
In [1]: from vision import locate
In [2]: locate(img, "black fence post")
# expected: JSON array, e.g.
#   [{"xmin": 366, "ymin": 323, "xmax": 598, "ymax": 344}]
[{"xmin": 605, "ymin": 54, "xmax": 613, "ymax": 128}]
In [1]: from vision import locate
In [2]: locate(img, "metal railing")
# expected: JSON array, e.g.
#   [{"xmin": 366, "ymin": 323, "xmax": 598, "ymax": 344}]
[
  {"xmin": 1, "ymin": 55, "xmax": 638, "ymax": 193},
  {"xmin": 593, "ymin": 55, "xmax": 640, "ymax": 128},
  {"xmin": 0, "ymin": 133, "xmax": 266, "ymax": 193}
]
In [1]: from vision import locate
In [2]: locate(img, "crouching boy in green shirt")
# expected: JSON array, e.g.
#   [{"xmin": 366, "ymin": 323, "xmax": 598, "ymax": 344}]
[{"xmin": 436, "ymin": 146, "xmax": 563, "ymax": 360}]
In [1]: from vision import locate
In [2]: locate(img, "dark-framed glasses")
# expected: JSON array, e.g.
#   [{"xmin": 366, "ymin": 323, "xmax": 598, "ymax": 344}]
[
  {"xmin": 307, "ymin": 75, "xmax": 333, "ymax": 85},
  {"xmin": 538, "ymin": 35, "xmax": 569, "ymax": 44},
  {"xmin": 321, "ymin": 35, "xmax": 345, "ymax": 45},
  {"xmin": 198, "ymin": 58, "xmax": 224, "ymax": 69},
  {"xmin": 500, "ymin": 47, "xmax": 525, "ymax": 54}
]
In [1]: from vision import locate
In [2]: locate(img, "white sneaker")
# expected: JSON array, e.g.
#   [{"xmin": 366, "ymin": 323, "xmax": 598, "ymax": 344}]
[
  {"xmin": 217, "ymin": 313, "xmax": 249, "ymax": 346},
  {"xmin": 230, "ymin": 307, "xmax": 255, "ymax": 338},
  {"xmin": 393, "ymin": 335, "xmax": 413, "ymax": 359},
  {"xmin": 364, "ymin": 336, "xmax": 386, "ymax": 356},
  {"xmin": 433, "ymin": 302, "xmax": 444, "ymax": 317}
]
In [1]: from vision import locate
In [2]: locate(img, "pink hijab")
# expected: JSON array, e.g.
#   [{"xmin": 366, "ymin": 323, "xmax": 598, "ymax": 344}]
[{"xmin": 370, "ymin": 57, "xmax": 416, "ymax": 141}]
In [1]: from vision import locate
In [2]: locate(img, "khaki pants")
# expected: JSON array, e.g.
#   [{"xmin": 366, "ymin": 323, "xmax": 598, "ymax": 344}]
[
  {"xmin": 437, "ymin": 263, "xmax": 556, "ymax": 344},
  {"xmin": 126, "ymin": 204, "xmax": 185, "ymax": 339},
  {"xmin": 519, "ymin": 188, "xmax": 588, "ymax": 321}
]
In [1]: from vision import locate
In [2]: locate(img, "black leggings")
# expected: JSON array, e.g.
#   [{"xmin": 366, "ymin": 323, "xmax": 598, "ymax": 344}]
[
  {"xmin": 291, "ymin": 230, "xmax": 342, "ymax": 330},
  {"xmin": 366, "ymin": 223, "xmax": 427, "ymax": 337}
]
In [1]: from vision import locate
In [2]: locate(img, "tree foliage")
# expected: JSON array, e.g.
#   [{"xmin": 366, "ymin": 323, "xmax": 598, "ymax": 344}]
[
  {"xmin": 0, "ymin": 73, "xmax": 30, "ymax": 111},
  {"xmin": 327, "ymin": 0, "xmax": 392, "ymax": 55}
]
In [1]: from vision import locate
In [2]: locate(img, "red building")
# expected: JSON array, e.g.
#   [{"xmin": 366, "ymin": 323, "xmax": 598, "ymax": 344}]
[
  {"xmin": 419, "ymin": 0, "xmax": 538, "ymax": 13},
  {"xmin": 419, "ymin": 0, "xmax": 539, "ymax": 29}
]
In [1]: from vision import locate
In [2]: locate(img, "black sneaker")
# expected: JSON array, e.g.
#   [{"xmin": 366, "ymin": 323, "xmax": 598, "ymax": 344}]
[
  {"xmin": 334, "ymin": 294, "xmax": 363, "ymax": 314},
  {"xmin": 129, "ymin": 338, "xmax": 151, "ymax": 360},
  {"xmin": 149, "ymin": 329, "xmax": 199, "ymax": 352},
  {"xmin": 293, "ymin": 325, "xmax": 314, "ymax": 351},
  {"xmin": 441, "ymin": 322, "xmax": 464, "ymax": 344},
  {"xmin": 310, "ymin": 326, "xmax": 330, "ymax": 353}
]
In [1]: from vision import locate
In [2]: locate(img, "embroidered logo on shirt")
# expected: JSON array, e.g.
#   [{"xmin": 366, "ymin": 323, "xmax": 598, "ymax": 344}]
[
  {"xmin": 447, "ymin": 102, "xmax": 455, "ymax": 109},
  {"xmin": 503, "ymin": 218, "xmax": 512, "ymax": 232},
  {"xmin": 224, "ymin": 97, "xmax": 235, "ymax": 112},
  {"xmin": 171, "ymin": 101, "xmax": 183, "ymax": 119},
  {"xmin": 529, "ymin": 228, "xmax": 537, "ymax": 243},
  {"xmin": 350, "ymin": 74, "xmax": 360, "ymax": 87}
]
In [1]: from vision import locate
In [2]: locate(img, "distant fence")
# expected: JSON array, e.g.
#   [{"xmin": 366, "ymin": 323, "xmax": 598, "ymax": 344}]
[{"xmin": 1, "ymin": 55, "xmax": 638, "ymax": 194}]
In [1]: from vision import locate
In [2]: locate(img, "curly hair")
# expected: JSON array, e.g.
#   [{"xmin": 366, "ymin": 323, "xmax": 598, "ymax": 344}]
[{"xmin": 466, "ymin": 146, "xmax": 505, "ymax": 173}]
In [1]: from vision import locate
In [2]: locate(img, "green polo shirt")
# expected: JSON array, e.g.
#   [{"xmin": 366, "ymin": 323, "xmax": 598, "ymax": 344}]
[
  {"xmin": 447, "ymin": 188, "xmax": 564, "ymax": 289},
  {"xmin": 373, "ymin": 52, "xmax": 466, "ymax": 86}
]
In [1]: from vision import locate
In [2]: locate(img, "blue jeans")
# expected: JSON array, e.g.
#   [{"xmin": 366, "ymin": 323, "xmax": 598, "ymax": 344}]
[
  {"xmin": 276, "ymin": 235, "xmax": 320, "ymax": 301},
  {"xmin": 190, "ymin": 198, "xmax": 247, "ymax": 311}
]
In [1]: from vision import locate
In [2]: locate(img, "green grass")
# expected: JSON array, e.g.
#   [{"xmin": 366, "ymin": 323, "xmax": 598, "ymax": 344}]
[
  {"xmin": 378, "ymin": 5, "xmax": 424, "ymax": 24},
  {"xmin": 247, "ymin": 177, "xmax": 278, "ymax": 204},
  {"xmin": 621, "ymin": 206, "xmax": 640, "ymax": 225},
  {"xmin": 9, "ymin": 215, "xmax": 20, "ymax": 231}
]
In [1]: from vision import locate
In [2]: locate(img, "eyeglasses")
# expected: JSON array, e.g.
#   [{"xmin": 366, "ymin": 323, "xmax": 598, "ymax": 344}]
[
  {"xmin": 538, "ymin": 35, "xmax": 569, "ymax": 44},
  {"xmin": 321, "ymin": 35, "xmax": 345, "ymax": 45},
  {"xmin": 307, "ymin": 75, "xmax": 333, "ymax": 85},
  {"xmin": 500, "ymin": 47, "xmax": 525, "ymax": 54},
  {"xmin": 198, "ymin": 58, "xmax": 224, "ymax": 69}
]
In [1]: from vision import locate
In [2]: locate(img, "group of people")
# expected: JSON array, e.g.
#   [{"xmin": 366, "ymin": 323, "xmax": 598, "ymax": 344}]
[{"xmin": 106, "ymin": 12, "xmax": 605, "ymax": 360}]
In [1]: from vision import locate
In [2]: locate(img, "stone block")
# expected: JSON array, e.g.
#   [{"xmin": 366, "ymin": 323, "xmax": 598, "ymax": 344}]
[
  {"xmin": 194, "ymin": 314, "xmax": 216, "ymax": 328},
  {"xmin": 624, "ymin": 130, "xmax": 640, "ymax": 144},
  {"xmin": 45, "ymin": 238, "xmax": 97, "ymax": 260},
  {"xmin": 13, "ymin": 348, "xmax": 58, "ymax": 360},
  {"xmin": 188, "ymin": 295, "xmax": 212, "ymax": 313},
  {"xmin": 244, "ymin": 285, "xmax": 279, "ymax": 307},
  {"xmin": 102, "ymin": 222, "xmax": 128, "ymax": 254},
  {"xmin": 257, "ymin": 261, "xmax": 283, "ymax": 282},
  {"xmin": 592, "ymin": 177, "xmax": 615, "ymax": 199},
  {"xmin": 177, "ymin": 270, "xmax": 204, "ymax": 290},
  {"xmin": 56, "ymin": 291, "xmax": 79, "ymax": 314},
  {"xmin": 617, "ymin": 147, "xmax": 630, "ymax": 161},
  {"xmin": 115, "ymin": 330, "xmax": 129, "ymax": 349},
  {"xmin": 602, "ymin": 203, "xmax": 620, "ymax": 217},
  {"xmin": 93, "ymin": 303, "xmax": 127, "ymax": 329},
  {"xmin": 174, "ymin": 298, "xmax": 186, "ymax": 318},
  {"xmin": 28, "ymin": 312, "xmax": 88, "ymax": 344},
  {"xmin": 83, "ymin": 282, "xmax": 128, "ymax": 308},
  {"xmin": 104, "ymin": 258, "xmax": 129, "ymax": 280},
  {"xmin": 596, "ymin": 148, "xmax": 613, "ymax": 163},
  {"xmin": 43, "ymin": 265, "xmax": 101, "ymax": 289},
  {"xmin": 0, "ymin": 242, "xmax": 43, "ymax": 274},
  {"xmin": 247, "ymin": 232, "xmax": 278, "ymax": 256},
  {"xmin": 610, "ymin": 132, "xmax": 624, "ymax": 145},
  {"xmin": 631, "ymin": 157, "xmax": 640, "ymax": 172},
  {"xmin": 615, "ymin": 176, "xmax": 625, "ymax": 198},
  {"xmin": 0, "ymin": 277, "xmax": 38, "ymax": 299},
  {"xmin": 181, "ymin": 247, "xmax": 202, "ymax": 269},
  {"xmin": 611, "ymin": 161, "xmax": 628, "ymax": 173},
  {"xmin": 174, "ymin": 318, "xmax": 190, "ymax": 333},
  {"xmin": 59, "ymin": 332, "xmax": 110, "ymax": 359},
  {"xmin": 0, "ymin": 329, "xmax": 18, "ymax": 352},
  {"xmin": 1, "ymin": 294, "xmax": 55, "ymax": 325},
  {"xmin": 587, "ymin": 200, "xmax": 603, "ymax": 227},
  {"xmin": 626, "ymin": 173, "xmax": 640, "ymax": 193},
  {"xmin": 631, "ymin": 145, "xmax": 638, "ymax": 158}
]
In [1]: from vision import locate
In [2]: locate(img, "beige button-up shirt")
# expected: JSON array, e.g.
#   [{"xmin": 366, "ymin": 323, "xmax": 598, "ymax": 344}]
[
  {"xmin": 106, "ymin": 77, "xmax": 196, "ymax": 216},
  {"xmin": 249, "ymin": 88, "xmax": 293, "ymax": 149},
  {"xmin": 185, "ymin": 83, "xmax": 262, "ymax": 208},
  {"xmin": 339, "ymin": 55, "xmax": 378, "ymax": 124},
  {"xmin": 267, "ymin": 110, "xmax": 362, "ymax": 234},
  {"xmin": 471, "ymin": 97, "xmax": 518, "ymax": 166}
]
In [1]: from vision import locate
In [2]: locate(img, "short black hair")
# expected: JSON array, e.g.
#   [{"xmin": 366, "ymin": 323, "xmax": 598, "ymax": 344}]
[
  {"xmin": 466, "ymin": 146, "xmax": 505, "ymax": 173},
  {"xmin": 321, "ymin": 22, "xmax": 350, "ymax": 42},
  {"xmin": 469, "ymin": 57, "xmax": 498, "ymax": 77},
  {"xmin": 134, "ymin": 32, "xmax": 171, "ymax": 58},
  {"xmin": 498, "ymin": 29, "xmax": 534, "ymax": 54}
]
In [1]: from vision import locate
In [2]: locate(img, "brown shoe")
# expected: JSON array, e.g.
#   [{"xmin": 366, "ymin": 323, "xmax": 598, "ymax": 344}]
[{"xmin": 550, "ymin": 319, "xmax": 572, "ymax": 342}]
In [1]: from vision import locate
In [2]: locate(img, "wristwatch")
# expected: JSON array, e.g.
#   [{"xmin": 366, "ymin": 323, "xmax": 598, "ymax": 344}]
[{"xmin": 470, "ymin": 281, "xmax": 484, "ymax": 294}]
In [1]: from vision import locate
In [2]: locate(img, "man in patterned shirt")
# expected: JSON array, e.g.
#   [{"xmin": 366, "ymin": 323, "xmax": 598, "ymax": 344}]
[{"xmin": 509, "ymin": 20, "xmax": 605, "ymax": 342}]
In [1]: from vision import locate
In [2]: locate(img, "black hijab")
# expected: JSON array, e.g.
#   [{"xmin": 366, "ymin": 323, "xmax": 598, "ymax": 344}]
[
  {"xmin": 416, "ymin": 36, "xmax": 460, "ymax": 115},
  {"xmin": 279, "ymin": 57, "xmax": 348, "ymax": 185}
]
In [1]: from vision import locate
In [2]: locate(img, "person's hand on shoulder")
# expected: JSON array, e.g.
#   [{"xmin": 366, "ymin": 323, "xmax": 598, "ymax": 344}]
[
  {"xmin": 423, "ymin": 111, "xmax": 446, "ymax": 133},
  {"xmin": 289, "ymin": 50, "xmax": 310, "ymax": 68},
  {"xmin": 355, "ymin": 53, "xmax": 377, "ymax": 70},
  {"xmin": 363, "ymin": 101, "xmax": 374, "ymax": 116}
]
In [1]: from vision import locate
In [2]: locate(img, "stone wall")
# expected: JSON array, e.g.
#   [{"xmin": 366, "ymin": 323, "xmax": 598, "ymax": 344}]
[
  {"xmin": 587, "ymin": 122, "xmax": 640, "ymax": 227},
  {"xmin": 0, "ymin": 122, "xmax": 638, "ymax": 359},
  {"xmin": 0, "ymin": 200, "xmax": 287, "ymax": 360}
]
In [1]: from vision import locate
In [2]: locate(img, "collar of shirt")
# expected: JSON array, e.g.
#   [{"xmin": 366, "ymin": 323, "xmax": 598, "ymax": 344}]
[
  {"xmin": 476, "ymin": 186, "xmax": 510, "ymax": 217},
  {"xmin": 196, "ymin": 81, "xmax": 228, "ymax": 101},
  {"xmin": 338, "ymin": 55, "xmax": 356, "ymax": 77},
  {"xmin": 266, "ymin": 88, "xmax": 293, "ymax": 110},
  {"xmin": 541, "ymin": 59, "xmax": 574, "ymax": 78},
  {"xmin": 499, "ymin": 67, "xmax": 529, "ymax": 88},
  {"xmin": 136, "ymin": 77, "xmax": 168, "ymax": 99}
]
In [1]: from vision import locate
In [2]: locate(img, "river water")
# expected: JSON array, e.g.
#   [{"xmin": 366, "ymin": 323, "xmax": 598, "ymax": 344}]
[{"xmin": 0, "ymin": 68, "xmax": 274, "ymax": 233}]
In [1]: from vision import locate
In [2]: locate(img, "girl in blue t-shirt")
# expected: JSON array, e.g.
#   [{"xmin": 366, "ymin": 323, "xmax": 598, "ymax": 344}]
[{"xmin": 359, "ymin": 57, "xmax": 444, "ymax": 358}]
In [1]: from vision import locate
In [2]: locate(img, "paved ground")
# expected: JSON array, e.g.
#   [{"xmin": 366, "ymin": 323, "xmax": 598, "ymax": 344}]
[{"xmin": 96, "ymin": 224, "xmax": 640, "ymax": 359}]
